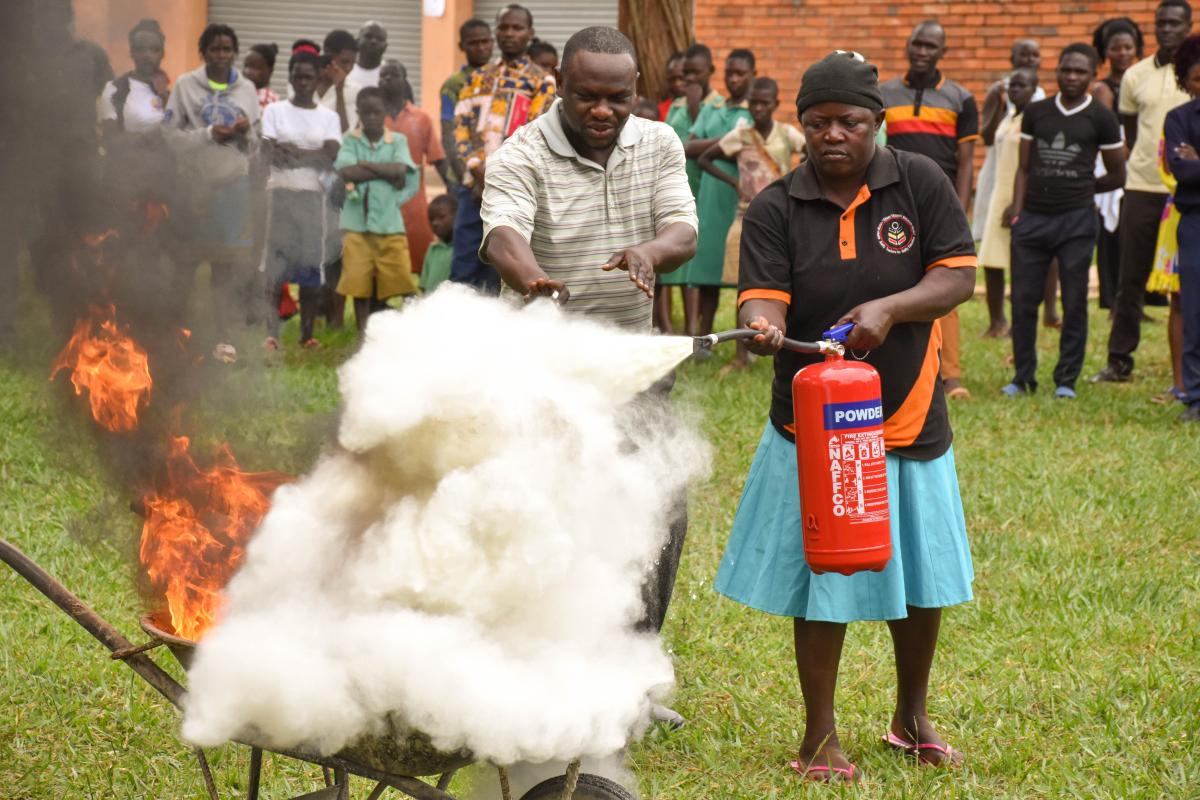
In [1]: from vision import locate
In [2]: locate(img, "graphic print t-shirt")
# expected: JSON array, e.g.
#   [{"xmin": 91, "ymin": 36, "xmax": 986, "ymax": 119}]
[{"xmin": 1020, "ymin": 95, "xmax": 1123, "ymax": 214}]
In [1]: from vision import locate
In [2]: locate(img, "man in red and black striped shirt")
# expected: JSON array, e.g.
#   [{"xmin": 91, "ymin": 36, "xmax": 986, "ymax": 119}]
[{"xmin": 882, "ymin": 20, "xmax": 980, "ymax": 400}]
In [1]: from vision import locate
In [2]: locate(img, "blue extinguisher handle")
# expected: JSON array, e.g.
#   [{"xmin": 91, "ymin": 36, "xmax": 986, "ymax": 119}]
[{"xmin": 821, "ymin": 322, "xmax": 856, "ymax": 343}]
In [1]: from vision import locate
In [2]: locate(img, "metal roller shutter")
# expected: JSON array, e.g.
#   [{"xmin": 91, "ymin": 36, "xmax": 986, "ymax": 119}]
[
  {"xmin": 207, "ymin": 0, "xmax": 422, "ymax": 103},
  {"xmin": 471, "ymin": 0, "xmax": 618, "ymax": 55}
]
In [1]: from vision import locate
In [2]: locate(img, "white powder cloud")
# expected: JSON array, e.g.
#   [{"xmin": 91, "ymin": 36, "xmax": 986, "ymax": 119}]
[{"xmin": 181, "ymin": 287, "xmax": 706, "ymax": 767}]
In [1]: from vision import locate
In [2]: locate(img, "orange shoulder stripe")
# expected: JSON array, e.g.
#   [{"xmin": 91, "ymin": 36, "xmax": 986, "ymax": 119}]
[
  {"xmin": 738, "ymin": 288, "xmax": 792, "ymax": 306},
  {"xmin": 926, "ymin": 254, "xmax": 978, "ymax": 271}
]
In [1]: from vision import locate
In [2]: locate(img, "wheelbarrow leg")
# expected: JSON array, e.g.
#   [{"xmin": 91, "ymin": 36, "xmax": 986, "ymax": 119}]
[
  {"xmin": 194, "ymin": 746, "xmax": 220, "ymax": 800},
  {"xmin": 498, "ymin": 765, "xmax": 512, "ymax": 800},
  {"xmin": 248, "ymin": 746, "xmax": 264, "ymax": 800},
  {"xmin": 365, "ymin": 782, "xmax": 390, "ymax": 800},
  {"xmin": 335, "ymin": 767, "xmax": 349, "ymax": 800},
  {"xmin": 436, "ymin": 770, "xmax": 456, "ymax": 791}
]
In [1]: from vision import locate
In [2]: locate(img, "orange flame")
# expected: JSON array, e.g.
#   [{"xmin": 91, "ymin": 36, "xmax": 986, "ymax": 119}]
[
  {"xmin": 139, "ymin": 436, "xmax": 290, "ymax": 640},
  {"xmin": 50, "ymin": 306, "xmax": 152, "ymax": 433},
  {"xmin": 139, "ymin": 202, "xmax": 170, "ymax": 234},
  {"xmin": 83, "ymin": 229, "xmax": 119, "ymax": 248}
]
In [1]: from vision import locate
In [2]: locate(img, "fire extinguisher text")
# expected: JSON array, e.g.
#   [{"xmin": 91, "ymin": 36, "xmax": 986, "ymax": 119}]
[{"xmin": 823, "ymin": 399, "xmax": 884, "ymax": 430}]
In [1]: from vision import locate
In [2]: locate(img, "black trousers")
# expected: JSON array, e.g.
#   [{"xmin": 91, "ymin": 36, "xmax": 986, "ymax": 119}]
[
  {"xmin": 1010, "ymin": 207, "xmax": 1098, "ymax": 390},
  {"xmin": 1096, "ymin": 218, "xmax": 1121, "ymax": 309},
  {"xmin": 1106, "ymin": 190, "xmax": 1169, "ymax": 373}
]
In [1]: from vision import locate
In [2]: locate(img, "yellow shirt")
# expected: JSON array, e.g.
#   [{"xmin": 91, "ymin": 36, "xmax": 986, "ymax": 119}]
[{"xmin": 1120, "ymin": 55, "xmax": 1191, "ymax": 193}]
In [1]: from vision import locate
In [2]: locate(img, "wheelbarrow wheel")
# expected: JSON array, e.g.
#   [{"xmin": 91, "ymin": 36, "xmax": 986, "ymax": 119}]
[{"xmin": 518, "ymin": 773, "xmax": 636, "ymax": 800}]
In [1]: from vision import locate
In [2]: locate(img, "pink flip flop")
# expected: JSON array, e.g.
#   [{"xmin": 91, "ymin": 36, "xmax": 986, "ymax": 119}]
[
  {"xmin": 789, "ymin": 759, "xmax": 859, "ymax": 783},
  {"xmin": 883, "ymin": 731, "xmax": 964, "ymax": 767}
]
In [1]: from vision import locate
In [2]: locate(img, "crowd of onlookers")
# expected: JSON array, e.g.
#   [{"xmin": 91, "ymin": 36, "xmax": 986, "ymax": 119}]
[
  {"xmin": 44, "ymin": 0, "xmax": 1200, "ymax": 419},
  {"xmin": 96, "ymin": 16, "xmax": 462, "ymax": 357},
  {"xmin": 645, "ymin": 2, "xmax": 1195, "ymax": 417}
]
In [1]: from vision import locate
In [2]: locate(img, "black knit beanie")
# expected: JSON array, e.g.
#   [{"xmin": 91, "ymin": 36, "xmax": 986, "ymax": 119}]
[{"xmin": 795, "ymin": 50, "xmax": 884, "ymax": 116}]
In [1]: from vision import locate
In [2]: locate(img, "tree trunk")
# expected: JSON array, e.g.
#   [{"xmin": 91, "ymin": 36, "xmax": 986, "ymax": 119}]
[{"xmin": 619, "ymin": 0, "xmax": 693, "ymax": 104}]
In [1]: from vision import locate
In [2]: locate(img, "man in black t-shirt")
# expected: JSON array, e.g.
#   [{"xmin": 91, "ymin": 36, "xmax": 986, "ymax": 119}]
[{"xmin": 1004, "ymin": 44, "xmax": 1126, "ymax": 398}]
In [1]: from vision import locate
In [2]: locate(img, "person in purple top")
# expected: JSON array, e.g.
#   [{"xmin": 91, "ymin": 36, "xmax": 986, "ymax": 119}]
[{"xmin": 1163, "ymin": 33, "xmax": 1200, "ymax": 422}]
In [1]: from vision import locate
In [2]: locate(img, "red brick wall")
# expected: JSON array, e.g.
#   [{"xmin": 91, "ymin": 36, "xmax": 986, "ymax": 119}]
[{"xmin": 694, "ymin": 0, "xmax": 1157, "ymax": 121}]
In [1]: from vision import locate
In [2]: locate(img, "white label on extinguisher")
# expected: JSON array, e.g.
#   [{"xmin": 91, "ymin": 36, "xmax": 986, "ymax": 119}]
[{"xmin": 825, "ymin": 430, "xmax": 888, "ymax": 525}]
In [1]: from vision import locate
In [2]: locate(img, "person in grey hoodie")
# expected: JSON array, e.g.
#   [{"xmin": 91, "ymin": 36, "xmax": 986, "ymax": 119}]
[{"xmin": 164, "ymin": 23, "xmax": 261, "ymax": 361}]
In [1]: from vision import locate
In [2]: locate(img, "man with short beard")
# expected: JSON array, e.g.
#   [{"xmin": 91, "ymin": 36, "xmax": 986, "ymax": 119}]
[{"xmin": 480, "ymin": 25, "xmax": 697, "ymax": 727}]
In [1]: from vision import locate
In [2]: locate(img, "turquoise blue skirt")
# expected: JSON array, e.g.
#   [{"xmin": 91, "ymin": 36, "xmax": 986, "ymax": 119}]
[{"xmin": 715, "ymin": 424, "xmax": 973, "ymax": 622}]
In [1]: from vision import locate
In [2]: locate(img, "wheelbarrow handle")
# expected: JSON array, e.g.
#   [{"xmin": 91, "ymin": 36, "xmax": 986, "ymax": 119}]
[{"xmin": 0, "ymin": 536, "xmax": 185, "ymax": 708}]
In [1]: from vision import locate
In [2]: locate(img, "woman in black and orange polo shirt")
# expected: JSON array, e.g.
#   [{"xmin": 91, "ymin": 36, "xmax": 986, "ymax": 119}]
[{"xmin": 714, "ymin": 52, "xmax": 977, "ymax": 782}]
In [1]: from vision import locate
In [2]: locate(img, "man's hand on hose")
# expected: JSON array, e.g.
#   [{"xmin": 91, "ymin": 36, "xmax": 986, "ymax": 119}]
[
  {"xmin": 602, "ymin": 245, "xmax": 655, "ymax": 298},
  {"xmin": 523, "ymin": 277, "xmax": 569, "ymax": 304}
]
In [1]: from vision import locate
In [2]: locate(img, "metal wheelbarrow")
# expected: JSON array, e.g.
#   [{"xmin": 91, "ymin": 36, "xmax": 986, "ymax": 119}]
[{"xmin": 0, "ymin": 537, "xmax": 637, "ymax": 800}]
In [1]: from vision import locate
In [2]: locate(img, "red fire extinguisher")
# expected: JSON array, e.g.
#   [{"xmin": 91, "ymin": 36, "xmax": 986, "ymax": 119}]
[{"xmin": 791, "ymin": 323, "xmax": 891, "ymax": 575}]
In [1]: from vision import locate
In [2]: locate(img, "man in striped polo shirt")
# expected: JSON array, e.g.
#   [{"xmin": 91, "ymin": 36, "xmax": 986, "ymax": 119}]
[
  {"xmin": 882, "ymin": 20, "xmax": 980, "ymax": 400},
  {"xmin": 480, "ymin": 27, "xmax": 697, "ymax": 728},
  {"xmin": 480, "ymin": 27, "xmax": 698, "ymax": 329}
]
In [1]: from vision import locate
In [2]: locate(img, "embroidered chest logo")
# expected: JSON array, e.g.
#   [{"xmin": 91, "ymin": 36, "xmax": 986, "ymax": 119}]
[{"xmin": 877, "ymin": 214, "xmax": 916, "ymax": 254}]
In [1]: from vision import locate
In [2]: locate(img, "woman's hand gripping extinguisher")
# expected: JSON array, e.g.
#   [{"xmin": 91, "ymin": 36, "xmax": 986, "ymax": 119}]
[{"xmin": 694, "ymin": 323, "xmax": 892, "ymax": 575}]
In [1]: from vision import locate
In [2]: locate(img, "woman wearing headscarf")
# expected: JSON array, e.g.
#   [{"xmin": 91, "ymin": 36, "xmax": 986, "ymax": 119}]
[{"xmin": 714, "ymin": 51, "xmax": 977, "ymax": 782}]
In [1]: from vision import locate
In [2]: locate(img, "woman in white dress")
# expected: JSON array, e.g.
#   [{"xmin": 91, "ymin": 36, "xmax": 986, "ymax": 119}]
[{"xmin": 978, "ymin": 67, "xmax": 1039, "ymax": 338}]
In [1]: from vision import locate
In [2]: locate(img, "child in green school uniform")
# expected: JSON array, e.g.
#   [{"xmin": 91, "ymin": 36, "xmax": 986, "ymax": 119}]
[
  {"xmin": 684, "ymin": 48, "xmax": 756, "ymax": 337},
  {"xmin": 418, "ymin": 193, "xmax": 457, "ymax": 294}
]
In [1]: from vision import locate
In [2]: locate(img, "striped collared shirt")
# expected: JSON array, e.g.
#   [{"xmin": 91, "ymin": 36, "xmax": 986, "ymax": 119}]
[
  {"xmin": 881, "ymin": 72, "xmax": 979, "ymax": 184},
  {"xmin": 480, "ymin": 100, "xmax": 698, "ymax": 330}
]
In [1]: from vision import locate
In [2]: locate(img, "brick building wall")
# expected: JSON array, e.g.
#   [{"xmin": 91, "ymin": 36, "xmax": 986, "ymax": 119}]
[{"xmin": 694, "ymin": 0, "xmax": 1158, "ymax": 121}]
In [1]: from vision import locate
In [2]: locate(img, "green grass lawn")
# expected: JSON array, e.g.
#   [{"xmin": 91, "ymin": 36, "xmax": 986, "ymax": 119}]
[{"xmin": 2, "ymin": 285, "xmax": 1198, "ymax": 799}]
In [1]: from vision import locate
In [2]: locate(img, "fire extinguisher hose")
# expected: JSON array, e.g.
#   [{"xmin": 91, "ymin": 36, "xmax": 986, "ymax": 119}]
[{"xmin": 692, "ymin": 328, "xmax": 843, "ymax": 355}]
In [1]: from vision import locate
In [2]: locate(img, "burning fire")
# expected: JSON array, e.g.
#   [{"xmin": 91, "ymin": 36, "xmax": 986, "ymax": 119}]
[
  {"xmin": 139, "ymin": 202, "xmax": 169, "ymax": 234},
  {"xmin": 139, "ymin": 436, "xmax": 290, "ymax": 641},
  {"xmin": 50, "ymin": 305, "xmax": 152, "ymax": 433},
  {"xmin": 83, "ymin": 228, "xmax": 119, "ymax": 248},
  {"xmin": 52, "ymin": 222, "xmax": 288, "ymax": 642}
]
